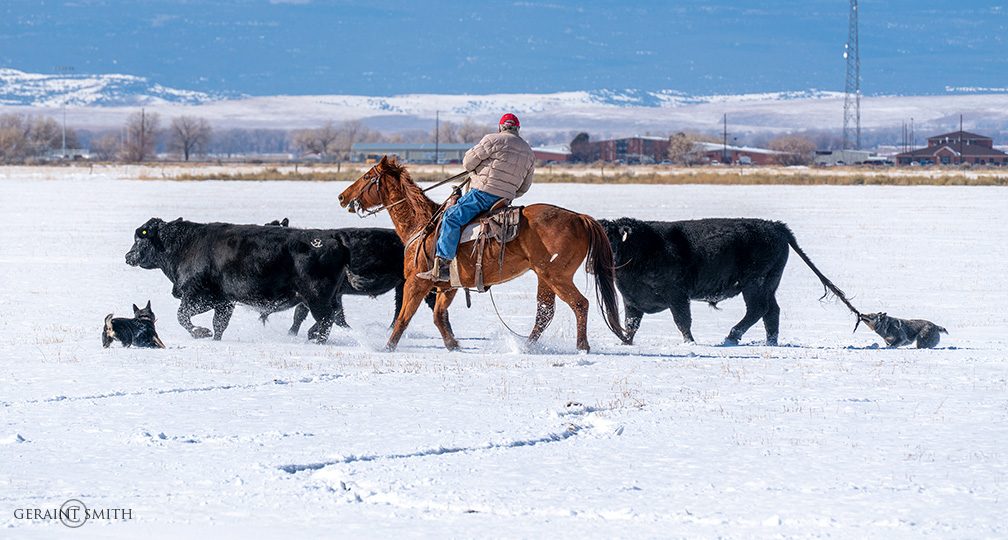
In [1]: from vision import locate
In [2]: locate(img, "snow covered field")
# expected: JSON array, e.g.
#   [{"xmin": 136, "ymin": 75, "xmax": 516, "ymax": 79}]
[{"xmin": 1, "ymin": 171, "xmax": 1006, "ymax": 537}]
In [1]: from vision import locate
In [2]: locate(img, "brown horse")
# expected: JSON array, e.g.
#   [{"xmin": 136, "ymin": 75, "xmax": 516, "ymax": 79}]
[{"xmin": 337, "ymin": 156, "xmax": 629, "ymax": 352}]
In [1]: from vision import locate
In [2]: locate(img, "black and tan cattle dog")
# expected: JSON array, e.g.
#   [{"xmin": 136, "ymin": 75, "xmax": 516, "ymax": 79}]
[
  {"xmin": 857, "ymin": 312, "xmax": 947, "ymax": 349},
  {"xmin": 102, "ymin": 301, "xmax": 166, "ymax": 348}
]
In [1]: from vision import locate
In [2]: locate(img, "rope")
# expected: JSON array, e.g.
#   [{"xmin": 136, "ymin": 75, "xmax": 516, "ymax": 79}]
[{"xmin": 489, "ymin": 287, "xmax": 527, "ymax": 339}]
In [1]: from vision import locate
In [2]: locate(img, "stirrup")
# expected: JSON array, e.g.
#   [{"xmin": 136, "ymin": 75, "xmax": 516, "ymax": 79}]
[{"xmin": 417, "ymin": 257, "xmax": 451, "ymax": 282}]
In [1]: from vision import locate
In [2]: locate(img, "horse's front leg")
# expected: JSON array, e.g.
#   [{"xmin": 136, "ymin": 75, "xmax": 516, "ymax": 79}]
[
  {"xmin": 432, "ymin": 289, "xmax": 460, "ymax": 351},
  {"xmin": 386, "ymin": 278, "xmax": 433, "ymax": 351}
]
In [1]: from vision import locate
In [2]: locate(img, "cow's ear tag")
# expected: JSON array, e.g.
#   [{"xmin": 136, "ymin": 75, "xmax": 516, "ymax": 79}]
[
  {"xmin": 621, "ymin": 231, "xmax": 628, "ymax": 242},
  {"xmin": 311, "ymin": 238, "xmax": 323, "ymax": 248}
]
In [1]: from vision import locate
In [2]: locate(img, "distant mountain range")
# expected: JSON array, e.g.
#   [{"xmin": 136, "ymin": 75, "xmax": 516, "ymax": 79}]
[
  {"xmin": 0, "ymin": 68, "xmax": 215, "ymax": 107},
  {"xmin": 3, "ymin": 68, "xmax": 1008, "ymax": 141}
]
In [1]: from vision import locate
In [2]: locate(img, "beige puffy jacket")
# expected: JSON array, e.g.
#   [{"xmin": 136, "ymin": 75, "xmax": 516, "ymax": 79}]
[{"xmin": 462, "ymin": 131, "xmax": 535, "ymax": 200}]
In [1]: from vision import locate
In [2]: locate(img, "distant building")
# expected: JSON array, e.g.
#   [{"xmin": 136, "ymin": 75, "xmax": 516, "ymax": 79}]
[
  {"xmin": 350, "ymin": 143, "xmax": 471, "ymax": 164},
  {"xmin": 814, "ymin": 149, "xmax": 890, "ymax": 166},
  {"xmin": 894, "ymin": 130, "xmax": 1008, "ymax": 165},
  {"xmin": 570, "ymin": 136, "xmax": 670, "ymax": 164},
  {"xmin": 531, "ymin": 144, "xmax": 571, "ymax": 163},
  {"xmin": 695, "ymin": 142, "xmax": 792, "ymax": 166}
]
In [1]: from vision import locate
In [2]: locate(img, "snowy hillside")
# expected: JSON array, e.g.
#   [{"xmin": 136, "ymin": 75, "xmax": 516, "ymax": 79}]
[
  {"xmin": 3, "ymin": 68, "xmax": 1008, "ymax": 136},
  {"xmin": 1, "ymin": 170, "xmax": 1006, "ymax": 536},
  {"xmin": 0, "ymin": 68, "xmax": 214, "ymax": 107}
]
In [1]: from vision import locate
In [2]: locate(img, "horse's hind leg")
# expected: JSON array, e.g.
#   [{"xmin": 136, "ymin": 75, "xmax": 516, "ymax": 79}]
[
  {"xmin": 432, "ymin": 288, "xmax": 460, "ymax": 351},
  {"xmin": 528, "ymin": 279, "xmax": 556, "ymax": 344},
  {"xmin": 548, "ymin": 278, "xmax": 590, "ymax": 352}
]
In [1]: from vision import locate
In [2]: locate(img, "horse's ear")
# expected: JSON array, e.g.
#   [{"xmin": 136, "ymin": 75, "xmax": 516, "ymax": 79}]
[
  {"xmin": 379, "ymin": 155, "xmax": 389, "ymax": 166},
  {"xmin": 133, "ymin": 303, "xmax": 140, "ymax": 314},
  {"xmin": 145, "ymin": 300, "xmax": 152, "ymax": 310}
]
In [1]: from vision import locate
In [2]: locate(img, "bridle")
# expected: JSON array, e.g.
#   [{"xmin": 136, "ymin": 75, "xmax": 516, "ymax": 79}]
[
  {"xmin": 347, "ymin": 164, "xmax": 470, "ymax": 218},
  {"xmin": 347, "ymin": 164, "xmax": 397, "ymax": 218}
]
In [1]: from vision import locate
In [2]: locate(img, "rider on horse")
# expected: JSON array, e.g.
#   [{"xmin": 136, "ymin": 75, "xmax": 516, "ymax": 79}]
[{"xmin": 418, "ymin": 113, "xmax": 535, "ymax": 282}]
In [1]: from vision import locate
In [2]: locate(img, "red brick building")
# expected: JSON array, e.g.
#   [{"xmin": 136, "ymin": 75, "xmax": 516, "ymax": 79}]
[
  {"xmin": 570, "ymin": 136, "xmax": 670, "ymax": 164},
  {"xmin": 894, "ymin": 130, "xmax": 1008, "ymax": 165}
]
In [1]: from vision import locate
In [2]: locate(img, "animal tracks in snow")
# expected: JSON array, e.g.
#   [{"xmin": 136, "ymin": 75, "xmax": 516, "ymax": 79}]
[{"xmin": 0, "ymin": 373, "xmax": 343, "ymax": 408}]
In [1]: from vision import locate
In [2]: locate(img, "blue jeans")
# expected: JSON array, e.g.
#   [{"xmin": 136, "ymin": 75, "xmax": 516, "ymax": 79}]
[{"xmin": 435, "ymin": 188, "xmax": 502, "ymax": 260}]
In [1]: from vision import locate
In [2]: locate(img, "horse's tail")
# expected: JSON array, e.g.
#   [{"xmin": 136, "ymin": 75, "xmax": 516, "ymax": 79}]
[
  {"xmin": 580, "ymin": 215, "xmax": 632, "ymax": 345},
  {"xmin": 782, "ymin": 225, "xmax": 861, "ymax": 317}
]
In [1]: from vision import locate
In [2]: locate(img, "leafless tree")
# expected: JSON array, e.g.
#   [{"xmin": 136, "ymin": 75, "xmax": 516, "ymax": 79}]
[
  {"xmin": 169, "ymin": 116, "xmax": 212, "ymax": 161},
  {"xmin": 292, "ymin": 121, "xmax": 340, "ymax": 160},
  {"xmin": 456, "ymin": 119, "xmax": 493, "ymax": 143},
  {"xmin": 433, "ymin": 120, "xmax": 460, "ymax": 144},
  {"xmin": 769, "ymin": 135, "xmax": 817, "ymax": 166},
  {"xmin": 90, "ymin": 133, "xmax": 122, "ymax": 161},
  {"xmin": 121, "ymin": 109, "xmax": 160, "ymax": 162},
  {"xmin": 667, "ymin": 132, "xmax": 705, "ymax": 166},
  {"xmin": 0, "ymin": 113, "xmax": 79, "ymax": 162},
  {"xmin": 337, "ymin": 120, "xmax": 369, "ymax": 161}
]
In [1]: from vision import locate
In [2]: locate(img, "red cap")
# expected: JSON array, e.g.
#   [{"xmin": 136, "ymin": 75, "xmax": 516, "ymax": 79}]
[{"xmin": 499, "ymin": 113, "xmax": 520, "ymax": 129}]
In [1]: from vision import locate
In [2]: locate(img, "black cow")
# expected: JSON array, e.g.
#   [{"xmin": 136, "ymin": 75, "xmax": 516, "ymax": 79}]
[
  {"xmin": 261, "ymin": 218, "xmax": 435, "ymax": 338},
  {"xmin": 125, "ymin": 217, "xmax": 356, "ymax": 343},
  {"xmin": 600, "ymin": 217, "xmax": 858, "ymax": 346}
]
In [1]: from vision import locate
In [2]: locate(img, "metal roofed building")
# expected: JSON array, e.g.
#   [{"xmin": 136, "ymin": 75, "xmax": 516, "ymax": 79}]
[{"xmin": 350, "ymin": 143, "xmax": 471, "ymax": 164}]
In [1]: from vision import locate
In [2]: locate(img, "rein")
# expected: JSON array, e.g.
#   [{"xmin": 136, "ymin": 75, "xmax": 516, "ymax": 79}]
[{"xmin": 352, "ymin": 167, "xmax": 470, "ymax": 218}]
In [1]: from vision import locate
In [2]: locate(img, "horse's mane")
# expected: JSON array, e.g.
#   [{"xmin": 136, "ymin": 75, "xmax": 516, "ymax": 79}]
[{"xmin": 384, "ymin": 157, "xmax": 435, "ymax": 215}]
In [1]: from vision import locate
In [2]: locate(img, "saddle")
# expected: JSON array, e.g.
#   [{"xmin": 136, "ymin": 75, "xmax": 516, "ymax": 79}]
[{"xmin": 449, "ymin": 199, "xmax": 523, "ymax": 292}]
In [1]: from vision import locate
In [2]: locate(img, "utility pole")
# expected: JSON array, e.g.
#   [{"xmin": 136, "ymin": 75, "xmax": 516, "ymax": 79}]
[
  {"xmin": 722, "ymin": 113, "xmax": 728, "ymax": 164},
  {"xmin": 842, "ymin": 0, "xmax": 861, "ymax": 150},
  {"xmin": 139, "ymin": 108, "xmax": 146, "ymax": 162},
  {"xmin": 959, "ymin": 114, "xmax": 964, "ymax": 166},
  {"xmin": 55, "ymin": 66, "xmax": 75, "ymax": 159},
  {"xmin": 434, "ymin": 110, "xmax": 440, "ymax": 165}
]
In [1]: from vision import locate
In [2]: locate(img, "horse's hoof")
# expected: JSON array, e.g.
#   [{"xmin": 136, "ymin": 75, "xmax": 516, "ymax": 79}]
[
  {"xmin": 722, "ymin": 336, "xmax": 740, "ymax": 346},
  {"xmin": 190, "ymin": 327, "xmax": 212, "ymax": 339}
]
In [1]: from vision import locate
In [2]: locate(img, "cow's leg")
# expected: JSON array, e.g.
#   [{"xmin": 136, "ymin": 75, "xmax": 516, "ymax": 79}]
[
  {"xmin": 289, "ymin": 304, "xmax": 309, "ymax": 336},
  {"xmin": 528, "ymin": 280, "xmax": 556, "ymax": 344},
  {"xmin": 304, "ymin": 300, "xmax": 336, "ymax": 344},
  {"xmin": 763, "ymin": 295, "xmax": 781, "ymax": 346},
  {"xmin": 668, "ymin": 295, "xmax": 694, "ymax": 343},
  {"xmin": 178, "ymin": 296, "xmax": 213, "ymax": 339},
  {"xmin": 432, "ymin": 288, "xmax": 460, "ymax": 351},
  {"xmin": 390, "ymin": 283, "xmax": 404, "ymax": 328},
  {"xmin": 331, "ymin": 295, "xmax": 349, "ymax": 328},
  {"xmin": 212, "ymin": 301, "xmax": 235, "ymax": 341},
  {"xmin": 550, "ymin": 279, "xmax": 591, "ymax": 352},
  {"xmin": 761, "ymin": 265, "xmax": 785, "ymax": 346},
  {"xmin": 725, "ymin": 288, "xmax": 769, "ymax": 346},
  {"xmin": 386, "ymin": 279, "xmax": 432, "ymax": 351},
  {"xmin": 623, "ymin": 303, "xmax": 644, "ymax": 345}
]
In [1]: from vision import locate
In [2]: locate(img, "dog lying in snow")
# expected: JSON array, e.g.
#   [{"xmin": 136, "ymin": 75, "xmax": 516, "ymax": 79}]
[
  {"xmin": 856, "ymin": 312, "xmax": 947, "ymax": 349},
  {"xmin": 102, "ymin": 301, "xmax": 166, "ymax": 348}
]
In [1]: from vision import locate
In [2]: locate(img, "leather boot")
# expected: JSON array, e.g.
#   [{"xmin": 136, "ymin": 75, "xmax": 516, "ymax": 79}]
[{"xmin": 417, "ymin": 256, "xmax": 451, "ymax": 282}]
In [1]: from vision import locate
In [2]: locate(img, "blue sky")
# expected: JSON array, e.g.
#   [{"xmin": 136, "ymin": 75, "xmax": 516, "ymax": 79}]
[{"xmin": 2, "ymin": 1, "xmax": 1005, "ymax": 96}]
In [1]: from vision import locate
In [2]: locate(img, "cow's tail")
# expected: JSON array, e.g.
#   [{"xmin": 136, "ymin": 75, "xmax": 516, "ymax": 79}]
[
  {"xmin": 580, "ymin": 215, "xmax": 632, "ymax": 345},
  {"xmin": 783, "ymin": 225, "xmax": 861, "ymax": 317}
]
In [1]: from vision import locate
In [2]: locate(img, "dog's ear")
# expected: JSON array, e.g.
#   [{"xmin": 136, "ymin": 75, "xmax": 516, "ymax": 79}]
[
  {"xmin": 133, "ymin": 303, "xmax": 140, "ymax": 315},
  {"xmin": 174, "ymin": 217, "xmax": 183, "ymax": 222},
  {"xmin": 281, "ymin": 218, "xmax": 289, "ymax": 227},
  {"xmin": 881, "ymin": 312, "xmax": 887, "ymax": 318}
]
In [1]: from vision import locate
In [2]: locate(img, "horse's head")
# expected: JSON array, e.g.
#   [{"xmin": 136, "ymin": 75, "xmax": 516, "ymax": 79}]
[{"xmin": 339, "ymin": 155, "xmax": 397, "ymax": 215}]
